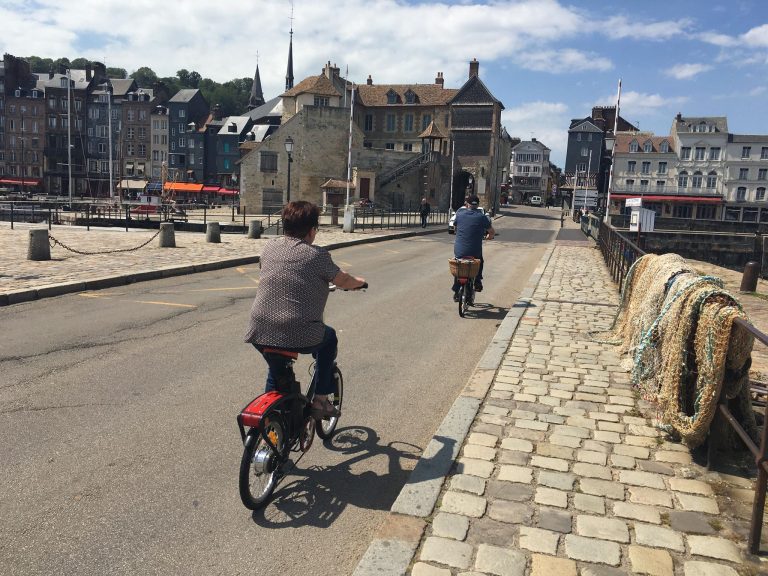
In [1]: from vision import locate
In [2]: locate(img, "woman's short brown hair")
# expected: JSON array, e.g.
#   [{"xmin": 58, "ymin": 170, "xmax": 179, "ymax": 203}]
[{"xmin": 282, "ymin": 201, "xmax": 320, "ymax": 238}]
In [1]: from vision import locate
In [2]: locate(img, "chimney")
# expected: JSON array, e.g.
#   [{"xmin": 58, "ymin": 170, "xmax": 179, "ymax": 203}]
[
  {"xmin": 366, "ymin": 75, "xmax": 373, "ymax": 85},
  {"xmin": 86, "ymin": 64, "xmax": 92, "ymax": 81},
  {"xmin": 531, "ymin": 137, "xmax": 537, "ymax": 142},
  {"xmin": 213, "ymin": 103, "xmax": 222, "ymax": 120},
  {"xmin": 469, "ymin": 58, "xmax": 479, "ymax": 78},
  {"xmin": 323, "ymin": 61, "xmax": 340, "ymax": 80},
  {"xmin": 435, "ymin": 72, "xmax": 444, "ymax": 86},
  {"xmin": 676, "ymin": 112, "xmax": 682, "ymax": 121}
]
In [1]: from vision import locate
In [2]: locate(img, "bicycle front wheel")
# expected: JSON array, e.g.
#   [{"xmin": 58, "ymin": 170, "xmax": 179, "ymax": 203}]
[
  {"xmin": 239, "ymin": 418, "xmax": 284, "ymax": 510},
  {"xmin": 316, "ymin": 366, "xmax": 343, "ymax": 439}
]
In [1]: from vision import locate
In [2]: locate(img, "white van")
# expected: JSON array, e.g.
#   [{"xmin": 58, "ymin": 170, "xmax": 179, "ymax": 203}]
[{"xmin": 530, "ymin": 196, "xmax": 542, "ymax": 206}]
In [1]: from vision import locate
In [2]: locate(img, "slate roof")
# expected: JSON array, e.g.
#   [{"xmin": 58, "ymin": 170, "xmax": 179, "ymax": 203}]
[
  {"xmin": 615, "ymin": 133, "xmax": 674, "ymax": 154},
  {"xmin": 111, "ymin": 79, "xmax": 136, "ymax": 97},
  {"xmin": 218, "ymin": 115, "xmax": 251, "ymax": 136},
  {"xmin": 728, "ymin": 134, "xmax": 768, "ymax": 143},
  {"xmin": 356, "ymin": 83, "xmax": 457, "ymax": 106},
  {"xmin": 673, "ymin": 116, "xmax": 728, "ymax": 133},
  {"xmin": 246, "ymin": 96, "xmax": 283, "ymax": 122},
  {"xmin": 169, "ymin": 88, "xmax": 200, "ymax": 103},
  {"xmin": 568, "ymin": 118, "xmax": 604, "ymax": 132}
]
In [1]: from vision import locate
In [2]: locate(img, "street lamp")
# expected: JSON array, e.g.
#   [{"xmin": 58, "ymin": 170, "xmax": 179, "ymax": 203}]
[
  {"xmin": 19, "ymin": 105, "xmax": 25, "ymax": 196},
  {"xmin": 284, "ymin": 136, "xmax": 294, "ymax": 203}
]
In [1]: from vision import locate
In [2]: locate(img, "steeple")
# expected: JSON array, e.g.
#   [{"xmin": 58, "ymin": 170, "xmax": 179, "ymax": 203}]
[
  {"xmin": 248, "ymin": 58, "xmax": 264, "ymax": 110},
  {"xmin": 285, "ymin": 27, "xmax": 294, "ymax": 91}
]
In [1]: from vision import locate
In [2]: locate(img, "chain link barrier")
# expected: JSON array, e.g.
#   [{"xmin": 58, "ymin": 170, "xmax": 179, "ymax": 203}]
[{"xmin": 48, "ymin": 229, "xmax": 162, "ymax": 256}]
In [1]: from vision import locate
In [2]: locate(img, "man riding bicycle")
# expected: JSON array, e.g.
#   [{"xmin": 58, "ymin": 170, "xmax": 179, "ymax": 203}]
[
  {"xmin": 244, "ymin": 201, "xmax": 366, "ymax": 419},
  {"xmin": 452, "ymin": 195, "xmax": 494, "ymax": 301}
]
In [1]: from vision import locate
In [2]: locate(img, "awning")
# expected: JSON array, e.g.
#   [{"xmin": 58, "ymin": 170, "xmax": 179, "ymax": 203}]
[
  {"xmin": 165, "ymin": 182, "xmax": 204, "ymax": 192},
  {"xmin": 119, "ymin": 179, "xmax": 147, "ymax": 190},
  {"xmin": 611, "ymin": 194, "xmax": 723, "ymax": 204},
  {"xmin": 219, "ymin": 188, "xmax": 239, "ymax": 196},
  {"xmin": 0, "ymin": 177, "xmax": 42, "ymax": 186},
  {"xmin": 202, "ymin": 185, "xmax": 221, "ymax": 193}
]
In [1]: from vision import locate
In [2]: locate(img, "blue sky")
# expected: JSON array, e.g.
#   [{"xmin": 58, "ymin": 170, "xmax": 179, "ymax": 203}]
[{"xmin": 1, "ymin": 0, "xmax": 766, "ymax": 166}]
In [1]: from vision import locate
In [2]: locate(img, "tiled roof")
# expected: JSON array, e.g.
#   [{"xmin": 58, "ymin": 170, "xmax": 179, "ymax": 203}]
[
  {"xmin": 356, "ymin": 83, "xmax": 457, "ymax": 106},
  {"xmin": 614, "ymin": 132, "xmax": 673, "ymax": 154},
  {"xmin": 418, "ymin": 121, "xmax": 445, "ymax": 139},
  {"xmin": 282, "ymin": 75, "xmax": 341, "ymax": 98},
  {"xmin": 320, "ymin": 178, "xmax": 354, "ymax": 189}
]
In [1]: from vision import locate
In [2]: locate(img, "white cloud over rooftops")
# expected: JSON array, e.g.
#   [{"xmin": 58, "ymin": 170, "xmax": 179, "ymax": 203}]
[{"xmin": 664, "ymin": 63, "xmax": 712, "ymax": 80}]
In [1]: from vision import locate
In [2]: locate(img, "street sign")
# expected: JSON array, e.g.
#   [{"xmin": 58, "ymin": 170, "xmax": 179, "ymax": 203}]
[
  {"xmin": 573, "ymin": 189, "xmax": 598, "ymax": 208},
  {"xmin": 625, "ymin": 197, "xmax": 642, "ymax": 207}
]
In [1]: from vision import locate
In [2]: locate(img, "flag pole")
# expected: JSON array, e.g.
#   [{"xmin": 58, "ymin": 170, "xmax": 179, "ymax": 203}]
[{"xmin": 605, "ymin": 78, "xmax": 621, "ymax": 223}]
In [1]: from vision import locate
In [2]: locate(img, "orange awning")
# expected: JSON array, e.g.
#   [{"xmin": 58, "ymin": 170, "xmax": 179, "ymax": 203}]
[{"xmin": 165, "ymin": 182, "xmax": 204, "ymax": 192}]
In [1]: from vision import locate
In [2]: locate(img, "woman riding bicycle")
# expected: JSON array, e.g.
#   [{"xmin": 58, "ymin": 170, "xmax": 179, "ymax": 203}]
[{"xmin": 244, "ymin": 201, "xmax": 366, "ymax": 419}]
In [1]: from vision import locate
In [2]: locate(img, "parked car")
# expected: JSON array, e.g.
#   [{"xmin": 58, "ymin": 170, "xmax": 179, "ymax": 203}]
[
  {"xmin": 448, "ymin": 206, "xmax": 486, "ymax": 234},
  {"xmin": 529, "ymin": 195, "xmax": 543, "ymax": 207}
]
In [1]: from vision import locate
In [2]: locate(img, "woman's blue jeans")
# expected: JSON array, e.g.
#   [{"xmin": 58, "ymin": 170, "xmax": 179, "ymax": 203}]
[{"xmin": 254, "ymin": 325, "xmax": 338, "ymax": 396}]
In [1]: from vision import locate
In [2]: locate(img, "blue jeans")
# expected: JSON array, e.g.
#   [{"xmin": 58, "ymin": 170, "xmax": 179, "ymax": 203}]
[{"xmin": 254, "ymin": 325, "xmax": 338, "ymax": 395}]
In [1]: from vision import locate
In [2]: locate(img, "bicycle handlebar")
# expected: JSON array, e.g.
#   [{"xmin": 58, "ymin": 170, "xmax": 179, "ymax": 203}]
[{"xmin": 329, "ymin": 282, "xmax": 368, "ymax": 291}]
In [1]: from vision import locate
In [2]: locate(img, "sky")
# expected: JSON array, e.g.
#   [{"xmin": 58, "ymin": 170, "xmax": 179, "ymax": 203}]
[{"xmin": 1, "ymin": 0, "xmax": 767, "ymax": 166}]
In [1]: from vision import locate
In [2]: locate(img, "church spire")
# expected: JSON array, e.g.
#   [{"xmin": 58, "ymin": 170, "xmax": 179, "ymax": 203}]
[
  {"xmin": 285, "ymin": 27, "xmax": 294, "ymax": 91},
  {"xmin": 248, "ymin": 56, "xmax": 264, "ymax": 110}
]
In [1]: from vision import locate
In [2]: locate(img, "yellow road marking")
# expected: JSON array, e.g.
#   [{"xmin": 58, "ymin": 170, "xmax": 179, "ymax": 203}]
[
  {"xmin": 385, "ymin": 249, "xmax": 400, "ymax": 254},
  {"xmin": 133, "ymin": 300, "xmax": 197, "ymax": 308},
  {"xmin": 236, "ymin": 266, "xmax": 260, "ymax": 284},
  {"xmin": 336, "ymin": 260, "xmax": 353, "ymax": 267}
]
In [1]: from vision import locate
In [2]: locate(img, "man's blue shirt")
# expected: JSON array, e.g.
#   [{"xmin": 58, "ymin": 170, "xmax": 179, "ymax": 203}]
[{"xmin": 454, "ymin": 208, "xmax": 490, "ymax": 258}]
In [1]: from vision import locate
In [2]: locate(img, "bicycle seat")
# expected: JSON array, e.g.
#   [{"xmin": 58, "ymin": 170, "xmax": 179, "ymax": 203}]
[{"xmin": 261, "ymin": 348, "xmax": 299, "ymax": 359}]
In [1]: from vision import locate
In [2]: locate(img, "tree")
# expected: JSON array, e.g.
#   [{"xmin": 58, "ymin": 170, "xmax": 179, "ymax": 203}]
[
  {"xmin": 131, "ymin": 66, "xmax": 158, "ymax": 88},
  {"xmin": 106, "ymin": 67, "xmax": 127, "ymax": 79},
  {"xmin": 70, "ymin": 57, "xmax": 91, "ymax": 69}
]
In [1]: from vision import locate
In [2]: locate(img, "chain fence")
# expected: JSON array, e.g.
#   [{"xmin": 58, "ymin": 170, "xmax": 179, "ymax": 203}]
[{"xmin": 48, "ymin": 229, "xmax": 162, "ymax": 256}]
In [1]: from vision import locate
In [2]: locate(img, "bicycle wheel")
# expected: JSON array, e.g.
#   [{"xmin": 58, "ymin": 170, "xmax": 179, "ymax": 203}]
[
  {"xmin": 239, "ymin": 418, "xmax": 284, "ymax": 510},
  {"xmin": 316, "ymin": 366, "xmax": 343, "ymax": 439}
]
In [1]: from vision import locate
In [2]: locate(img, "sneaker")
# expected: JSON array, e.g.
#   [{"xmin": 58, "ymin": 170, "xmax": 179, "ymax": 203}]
[
  {"xmin": 474, "ymin": 280, "xmax": 483, "ymax": 292},
  {"xmin": 453, "ymin": 291, "xmax": 461, "ymax": 302}
]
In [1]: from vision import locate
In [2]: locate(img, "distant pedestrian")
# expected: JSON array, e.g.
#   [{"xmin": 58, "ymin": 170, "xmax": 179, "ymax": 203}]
[{"xmin": 420, "ymin": 197, "xmax": 431, "ymax": 228}]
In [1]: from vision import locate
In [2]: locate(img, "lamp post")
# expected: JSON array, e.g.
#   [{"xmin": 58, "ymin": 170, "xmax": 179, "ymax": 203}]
[
  {"xmin": 19, "ymin": 106, "xmax": 25, "ymax": 195},
  {"xmin": 65, "ymin": 67, "xmax": 73, "ymax": 207},
  {"xmin": 284, "ymin": 136, "xmax": 293, "ymax": 204},
  {"xmin": 105, "ymin": 81, "xmax": 114, "ymax": 200}
]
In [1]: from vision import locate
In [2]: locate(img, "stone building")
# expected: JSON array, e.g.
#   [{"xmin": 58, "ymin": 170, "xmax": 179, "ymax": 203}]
[{"xmin": 508, "ymin": 139, "xmax": 551, "ymax": 204}]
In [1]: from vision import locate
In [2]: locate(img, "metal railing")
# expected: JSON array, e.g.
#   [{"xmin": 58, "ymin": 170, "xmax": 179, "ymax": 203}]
[
  {"xmin": 377, "ymin": 151, "xmax": 435, "ymax": 188},
  {"xmin": 353, "ymin": 206, "xmax": 448, "ymax": 230},
  {"xmin": 596, "ymin": 220, "xmax": 768, "ymax": 554}
]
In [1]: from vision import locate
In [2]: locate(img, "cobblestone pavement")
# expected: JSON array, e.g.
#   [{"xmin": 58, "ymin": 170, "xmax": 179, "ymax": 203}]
[
  {"xmin": 362, "ymin": 243, "xmax": 763, "ymax": 576},
  {"xmin": 0, "ymin": 222, "xmax": 427, "ymax": 298}
]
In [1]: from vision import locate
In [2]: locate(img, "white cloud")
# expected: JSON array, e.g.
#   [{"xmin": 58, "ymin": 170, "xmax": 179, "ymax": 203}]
[
  {"xmin": 502, "ymin": 102, "xmax": 570, "ymax": 166},
  {"xmin": 664, "ymin": 63, "xmax": 712, "ymax": 80},
  {"xmin": 517, "ymin": 49, "xmax": 613, "ymax": 73},
  {"xmin": 697, "ymin": 31, "xmax": 739, "ymax": 47},
  {"xmin": 749, "ymin": 86, "xmax": 767, "ymax": 96},
  {"xmin": 603, "ymin": 16, "xmax": 693, "ymax": 41},
  {"xmin": 595, "ymin": 90, "xmax": 688, "ymax": 116},
  {"xmin": 743, "ymin": 24, "xmax": 768, "ymax": 47}
]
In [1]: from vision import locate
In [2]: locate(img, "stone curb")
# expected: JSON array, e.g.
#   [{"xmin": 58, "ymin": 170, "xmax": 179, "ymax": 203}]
[
  {"xmin": 352, "ymin": 243, "xmax": 557, "ymax": 576},
  {"xmin": 0, "ymin": 226, "xmax": 446, "ymax": 307}
]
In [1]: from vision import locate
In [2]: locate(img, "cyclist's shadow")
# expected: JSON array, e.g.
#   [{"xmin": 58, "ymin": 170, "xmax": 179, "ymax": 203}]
[
  {"xmin": 249, "ymin": 425, "xmax": 425, "ymax": 529},
  {"xmin": 463, "ymin": 302, "xmax": 508, "ymax": 320}
]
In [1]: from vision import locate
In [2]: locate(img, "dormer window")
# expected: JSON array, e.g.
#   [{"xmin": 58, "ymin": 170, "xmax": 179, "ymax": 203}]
[
  {"xmin": 643, "ymin": 141, "xmax": 652, "ymax": 153},
  {"xmin": 404, "ymin": 90, "xmax": 416, "ymax": 104},
  {"xmin": 386, "ymin": 90, "xmax": 398, "ymax": 104},
  {"xmin": 660, "ymin": 140, "xmax": 670, "ymax": 153},
  {"xmin": 629, "ymin": 140, "xmax": 639, "ymax": 153}
]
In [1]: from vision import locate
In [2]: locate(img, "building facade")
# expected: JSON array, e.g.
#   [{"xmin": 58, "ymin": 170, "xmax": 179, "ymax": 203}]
[{"xmin": 508, "ymin": 138, "xmax": 551, "ymax": 204}]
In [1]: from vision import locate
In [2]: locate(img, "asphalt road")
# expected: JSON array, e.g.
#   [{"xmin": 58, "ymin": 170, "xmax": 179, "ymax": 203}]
[{"xmin": 0, "ymin": 206, "xmax": 559, "ymax": 575}]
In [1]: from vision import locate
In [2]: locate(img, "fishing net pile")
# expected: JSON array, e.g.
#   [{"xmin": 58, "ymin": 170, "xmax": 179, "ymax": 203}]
[{"xmin": 595, "ymin": 253, "xmax": 758, "ymax": 448}]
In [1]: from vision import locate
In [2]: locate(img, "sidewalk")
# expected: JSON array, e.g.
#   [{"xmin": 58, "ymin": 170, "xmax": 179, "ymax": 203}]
[
  {"xmin": 355, "ymin": 234, "xmax": 764, "ymax": 575},
  {"xmin": 0, "ymin": 222, "xmax": 442, "ymax": 305}
]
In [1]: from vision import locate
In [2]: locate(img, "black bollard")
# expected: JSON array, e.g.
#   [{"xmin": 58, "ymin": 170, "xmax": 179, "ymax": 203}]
[{"xmin": 740, "ymin": 261, "xmax": 760, "ymax": 292}]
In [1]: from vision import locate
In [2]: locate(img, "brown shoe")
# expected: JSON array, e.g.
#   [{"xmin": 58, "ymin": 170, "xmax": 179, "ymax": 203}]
[{"xmin": 311, "ymin": 398, "xmax": 341, "ymax": 419}]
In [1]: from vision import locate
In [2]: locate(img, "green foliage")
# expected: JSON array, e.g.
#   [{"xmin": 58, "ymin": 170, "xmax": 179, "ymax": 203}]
[{"xmin": 106, "ymin": 67, "xmax": 127, "ymax": 79}]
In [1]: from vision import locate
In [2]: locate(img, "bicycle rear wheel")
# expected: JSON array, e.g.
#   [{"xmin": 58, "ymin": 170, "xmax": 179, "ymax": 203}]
[
  {"xmin": 239, "ymin": 418, "xmax": 284, "ymax": 510},
  {"xmin": 316, "ymin": 366, "xmax": 343, "ymax": 439}
]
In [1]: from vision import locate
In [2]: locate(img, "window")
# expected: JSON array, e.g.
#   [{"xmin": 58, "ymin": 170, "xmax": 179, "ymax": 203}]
[
  {"xmin": 385, "ymin": 114, "xmax": 395, "ymax": 132},
  {"xmin": 742, "ymin": 146, "xmax": 751, "ymax": 159},
  {"xmin": 695, "ymin": 147, "xmax": 705, "ymax": 160},
  {"xmin": 313, "ymin": 96, "xmax": 329, "ymax": 107},
  {"xmin": 138, "ymin": 144, "xmax": 146, "ymax": 156},
  {"xmin": 587, "ymin": 133, "xmax": 592, "ymax": 141},
  {"xmin": 681, "ymin": 147, "xmax": 691, "ymax": 160},
  {"xmin": 757, "ymin": 187, "xmax": 766, "ymax": 201},
  {"xmin": 97, "ymin": 126, "xmax": 108, "ymax": 138},
  {"xmin": 739, "ymin": 168, "xmax": 749, "ymax": 180},
  {"xmin": 697, "ymin": 205, "xmax": 716, "ymax": 219},
  {"xmin": 759, "ymin": 169, "xmax": 767, "ymax": 181},
  {"xmin": 48, "ymin": 96, "xmax": 56, "ymax": 109},
  {"xmin": 138, "ymin": 128, "xmax": 146, "ymax": 140},
  {"xmin": 101, "ymin": 160, "xmax": 109, "ymax": 173},
  {"xmin": 643, "ymin": 141, "xmax": 652, "ymax": 153},
  {"xmin": 692, "ymin": 172, "xmax": 703, "ymax": 189},
  {"xmin": 737, "ymin": 187, "xmax": 747, "ymax": 201},
  {"xmin": 678, "ymin": 171, "xmax": 688, "ymax": 188},
  {"xmin": 658, "ymin": 161, "xmax": 667, "ymax": 174},
  {"xmin": 673, "ymin": 204, "xmax": 692, "ymax": 218},
  {"xmin": 224, "ymin": 158, "xmax": 231, "ymax": 170},
  {"xmin": 743, "ymin": 207, "xmax": 759, "ymax": 222},
  {"xmin": 126, "ymin": 143, "xmax": 135, "ymax": 156},
  {"xmin": 725, "ymin": 207, "xmax": 741, "ymax": 221},
  {"xmin": 709, "ymin": 147, "xmax": 720, "ymax": 160},
  {"xmin": 627, "ymin": 161, "xmax": 636, "ymax": 173},
  {"xmin": 656, "ymin": 181, "xmax": 666, "ymax": 190},
  {"xmin": 153, "ymin": 150, "xmax": 159, "ymax": 161},
  {"xmin": 405, "ymin": 91, "xmax": 415, "ymax": 104},
  {"xmin": 640, "ymin": 180, "xmax": 649, "ymax": 190},
  {"xmin": 576, "ymin": 133, "xmax": 582, "ymax": 141},
  {"xmin": 581, "ymin": 147, "xmax": 589, "ymax": 157},
  {"xmin": 707, "ymin": 172, "xmax": 718, "ymax": 189},
  {"xmin": 126, "ymin": 110, "xmax": 135, "ymax": 121},
  {"xmin": 364, "ymin": 114, "xmax": 373, "ymax": 131},
  {"xmin": 641, "ymin": 162, "xmax": 651, "ymax": 174},
  {"xmin": 762, "ymin": 147, "xmax": 768, "ymax": 159},
  {"xmin": 179, "ymin": 138, "xmax": 185, "ymax": 147},
  {"xmin": 74, "ymin": 99, "xmax": 82, "ymax": 111},
  {"xmin": 363, "ymin": 141, "xmax": 372, "ymax": 149},
  {"xmin": 629, "ymin": 140, "xmax": 638, "ymax": 152},
  {"xmin": 139, "ymin": 110, "xmax": 147, "ymax": 120},
  {"xmin": 48, "ymin": 116, "xmax": 56, "ymax": 129},
  {"xmin": 626, "ymin": 179, "xmax": 635, "ymax": 189},
  {"xmin": 178, "ymin": 109, "xmax": 186, "ymax": 118},
  {"xmin": 60, "ymin": 97, "xmax": 68, "ymax": 110},
  {"xmin": 126, "ymin": 128, "xmax": 135, "ymax": 139},
  {"xmin": 403, "ymin": 143, "xmax": 413, "ymax": 151},
  {"xmin": 422, "ymin": 114, "xmax": 431, "ymax": 130},
  {"xmin": 576, "ymin": 163, "xmax": 586, "ymax": 172},
  {"xmin": 660, "ymin": 141, "xmax": 669, "ymax": 153},
  {"xmin": 260, "ymin": 151, "xmax": 277, "ymax": 172},
  {"xmin": 386, "ymin": 91, "xmax": 397, "ymax": 104},
  {"xmin": 385, "ymin": 143, "xmax": 395, "ymax": 150},
  {"xmin": 404, "ymin": 114, "xmax": 414, "ymax": 132}
]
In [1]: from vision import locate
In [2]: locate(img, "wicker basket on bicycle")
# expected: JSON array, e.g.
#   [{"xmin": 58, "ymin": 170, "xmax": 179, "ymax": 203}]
[{"xmin": 449, "ymin": 257, "xmax": 481, "ymax": 279}]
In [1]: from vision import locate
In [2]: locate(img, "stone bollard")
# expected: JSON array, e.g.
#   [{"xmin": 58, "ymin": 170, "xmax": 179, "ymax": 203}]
[
  {"xmin": 247, "ymin": 220, "xmax": 262, "ymax": 239},
  {"xmin": 740, "ymin": 261, "xmax": 760, "ymax": 292},
  {"xmin": 158, "ymin": 223, "xmax": 176, "ymax": 248},
  {"xmin": 206, "ymin": 222, "xmax": 221, "ymax": 243},
  {"xmin": 27, "ymin": 229, "xmax": 51, "ymax": 261}
]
